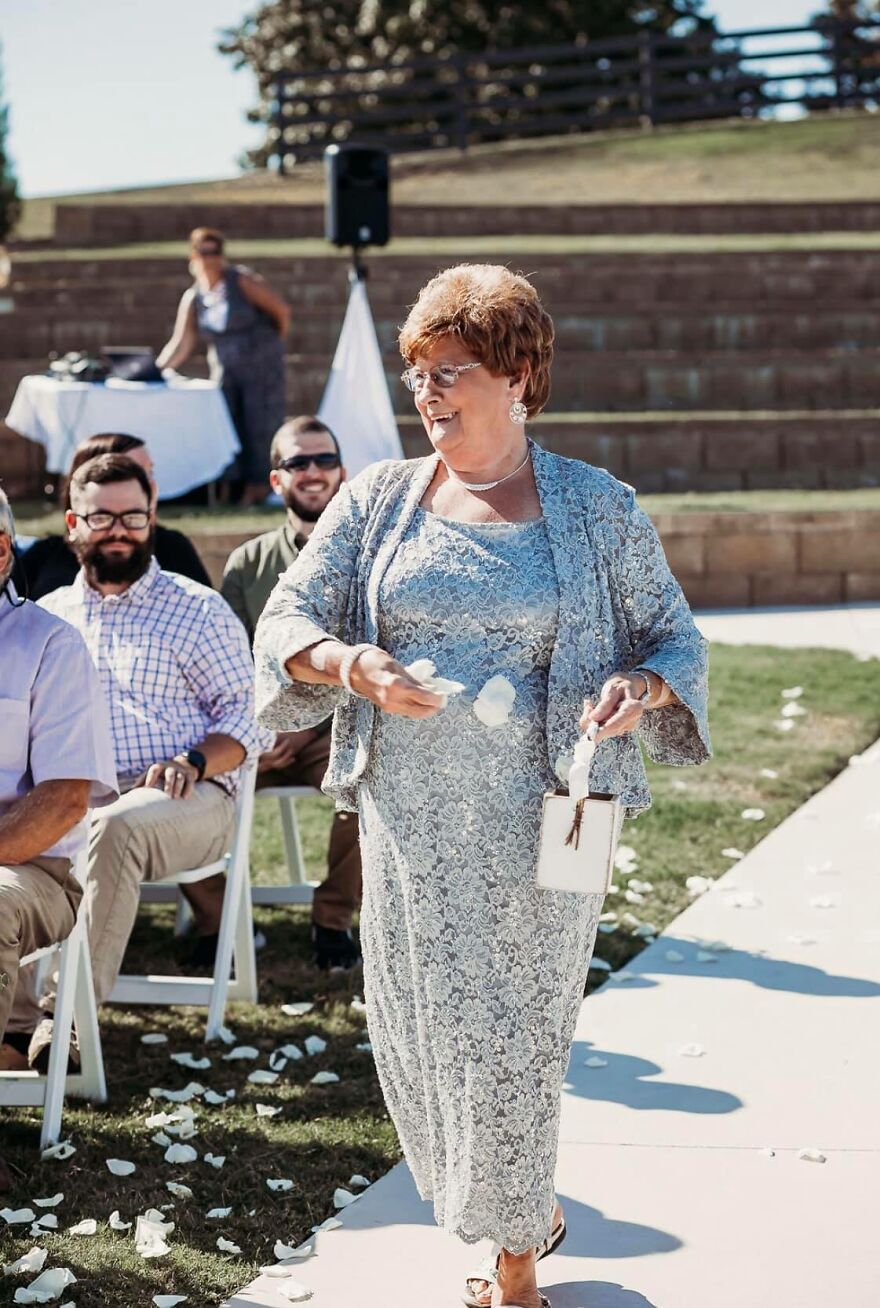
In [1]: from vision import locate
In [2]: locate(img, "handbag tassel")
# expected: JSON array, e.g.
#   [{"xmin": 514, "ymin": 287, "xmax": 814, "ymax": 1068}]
[{"xmin": 565, "ymin": 796, "xmax": 587, "ymax": 851}]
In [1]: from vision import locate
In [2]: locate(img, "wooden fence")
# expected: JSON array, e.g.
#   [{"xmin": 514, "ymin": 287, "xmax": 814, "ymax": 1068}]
[{"xmin": 267, "ymin": 18, "xmax": 880, "ymax": 170}]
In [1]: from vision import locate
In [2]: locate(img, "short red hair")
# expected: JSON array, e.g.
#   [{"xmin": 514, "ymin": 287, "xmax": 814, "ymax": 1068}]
[{"xmin": 398, "ymin": 264, "xmax": 555, "ymax": 417}]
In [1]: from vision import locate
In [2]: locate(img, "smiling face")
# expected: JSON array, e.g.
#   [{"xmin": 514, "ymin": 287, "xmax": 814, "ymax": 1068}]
[
  {"xmin": 409, "ymin": 336, "xmax": 528, "ymax": 471},
  {"xmin": 269, "ymin": 427, "xmax": 345, "ymax": 524}
]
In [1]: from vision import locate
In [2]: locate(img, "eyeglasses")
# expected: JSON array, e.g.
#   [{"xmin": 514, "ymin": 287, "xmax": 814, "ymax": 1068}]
[
  {"xmin": 276, "ymin": 453, "xmax": 341, "ymax": 473},
  {"xmin": 72, "ymin": 510, "xmax": 150, "ymax": 531},
  {"xmin": 401, "ymin": 362, "xmax": 482, "ymax": 392}
]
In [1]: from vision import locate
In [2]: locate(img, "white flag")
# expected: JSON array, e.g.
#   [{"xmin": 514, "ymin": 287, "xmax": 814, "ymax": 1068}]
[{"xmin": 318, "ymin": 277, "xmax": 404, "ymax": 479}]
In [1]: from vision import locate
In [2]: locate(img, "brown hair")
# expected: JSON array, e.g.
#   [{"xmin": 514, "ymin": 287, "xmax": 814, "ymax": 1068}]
[
  {"xmin": 189, "ymin": 226, "xmax": 225, "ymax": 255},
  {"xmin": 69, "ymin": 454, "xmax": 152, "ymax": 506},
  {"xmin": 65, "ymin": 433, "xmax": 147, "ymax": 508},
  {"xmin": 270, "ymin": 415, "xmax": 341, "ymax": 469},
  {"xmin": 398, "ymin": 264, "xmax": 555, "ymax": 417}
]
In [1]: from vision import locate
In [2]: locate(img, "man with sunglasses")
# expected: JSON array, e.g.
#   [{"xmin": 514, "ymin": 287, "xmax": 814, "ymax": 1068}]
[
  {"xmin": 222, "ymin": 415, "xmax": 362, "ymax": 971},
  {"xmin": 36, "ymin": 453, "xmax": 264, "ymax": 1040}
]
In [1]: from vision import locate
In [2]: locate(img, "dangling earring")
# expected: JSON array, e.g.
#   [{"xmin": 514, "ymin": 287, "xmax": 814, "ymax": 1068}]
[{"xmin": 509, "ymin": 398, "xmax": 527, "ymax": 425}]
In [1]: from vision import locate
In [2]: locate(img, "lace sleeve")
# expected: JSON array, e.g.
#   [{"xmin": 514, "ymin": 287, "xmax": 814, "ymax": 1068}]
[
  {"xmin": 613, "ymin": 491, "xmax": 712, "ymax": 766},
  {"xmin": 253, "ymin": 481, "xmax": 363, "ymax": 732}
]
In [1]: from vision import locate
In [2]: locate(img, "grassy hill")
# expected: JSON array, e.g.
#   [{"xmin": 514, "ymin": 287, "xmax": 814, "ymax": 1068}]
[{"xmin": 18, "ymin": 111, "xmax": 880, "ymax": 242}]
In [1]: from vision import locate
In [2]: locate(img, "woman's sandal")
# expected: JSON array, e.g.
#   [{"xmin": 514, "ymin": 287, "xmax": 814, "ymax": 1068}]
[{"xmin": 462, "ymin": 1215, "xmax": 566, "ymax": 1307}]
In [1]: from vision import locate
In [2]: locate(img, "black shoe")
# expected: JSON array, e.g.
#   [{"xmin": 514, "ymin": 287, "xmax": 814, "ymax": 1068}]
[
  {"xmin": 311, "ymin": 924, "xmax": 361, "ymax": 971},
  {"xmin": 186, "ymin": 927, "xmax": 267, "ymax": 970}
]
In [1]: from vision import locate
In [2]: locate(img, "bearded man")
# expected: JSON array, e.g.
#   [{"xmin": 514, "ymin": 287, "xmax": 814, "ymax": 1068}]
[
  {"xmin": 37, "ymin": 454, "xmax": 264, "ymax": 1028},
  {"xmin": 221, "ymin": 416, "xmax": 362, "ymax": 971}
]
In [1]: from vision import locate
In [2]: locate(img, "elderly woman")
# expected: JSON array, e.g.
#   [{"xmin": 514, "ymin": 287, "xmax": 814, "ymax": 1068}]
[
  {"xmin": 157, "ymin": 227, "xmax": 290, "ymax": 507},
  {"xmin": 254, "ymin": 264, "xmax": 710, "ymax": 1308}
]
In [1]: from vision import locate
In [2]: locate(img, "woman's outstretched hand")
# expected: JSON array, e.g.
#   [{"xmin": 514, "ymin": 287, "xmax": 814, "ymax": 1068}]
[
  {"xmin": 579, "ymin": 673, "xmax": 649, "ymax": 743},
  {"xmin": 350, "ymin": 647, "xmax": 446, "ymax": 719}
]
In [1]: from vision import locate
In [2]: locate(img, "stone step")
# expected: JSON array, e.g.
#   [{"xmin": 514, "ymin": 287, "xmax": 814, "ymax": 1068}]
[{"xmin": 51, "ymin": 198, "xmax": 880, "ymax": 246}]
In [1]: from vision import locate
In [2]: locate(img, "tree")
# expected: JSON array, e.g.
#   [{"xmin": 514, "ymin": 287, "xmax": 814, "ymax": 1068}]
[
  {"xmin": 0, "ymin": 46, "xmax": 20, "ymax": 244},
  {"xmin": 811, "ymin": 1, "xmax": 880, "ymax": 110},
  {"xmin": 219, "ymin": 1, "xmax": 766, "ymax": 168}
]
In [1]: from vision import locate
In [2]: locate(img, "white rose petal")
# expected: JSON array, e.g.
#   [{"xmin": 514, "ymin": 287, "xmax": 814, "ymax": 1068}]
[
  {"xmin": 151, "ymin": 1132, "xmax": 172, "ymax": 1148},
  {"xmin": 32, "ymin": 1195, "xmax": 63, "ymax": 1209},
  {"xmin": 405, "ymin": 658, "xmax": 465, "ymax": 698},
  {"xmin": 149, "ymin": 1082, "xmax": 205, "ymax": 1103},
  {"xmin": 723, "ymin": 890, "xmax": 763, "ymax": 909},
  {"xmin": 247, "ymin": 1069, "xmax": 279, "ymax": 1085},
  {"xmin": 206, "ymin": 1207, "xmax": 233, "ymax": 1218},
  {"xmin": 274, "ymin": 1239, "xmax": 310, "ymax": 1261},
  {"xmin": 741, "ymin": 808, "xmax": 765, "ymax": 822},
  {"xmin": 696, "ymin": 951, "xmax": 718, "ymax": 963},
  {"xmin": 33, "ymin": 1214, "xmax": 57, "ymax": 1230},
  {"xmin": 1, "ymin": 1208, "xmax": 36, "ymax": 1224},
  {"xmin": 170, "ymin": 1052, "xmax": 211, "ymax": 1071},
  {"xmin": 355, "ymin": 1042, "xmax": 372, "ymax": 1053},
  {"xmin": 608, "ymin": 969, "xmax": 636, "ymax": 983},
  {"xmin": 310, "ymin": 1071, "xmax": 340, "ymax": 1085},
  {"xmin": 269, "ymin": 1052, "xmax": 288, "ymax": 1073},
  {"xmin": 554, "ymin": 753, "xmax": 573, "ymax": 785},
  {"xmin": 775, "ymin": 718, "xmax": 796, "ymax": 732},
  {"xmin": 203, "ymin": 1089, "xmax": 235, "ymax": 1105},
  {"xmin": 222, "ymin": 1045, "xmax": 259, "ymax": 1061},
  {"xmin": 781, "ymin": 685, "xmax": 804, "ymax": 699},
  {"xmin": 255, "ymin": 1103, "xmax": 282, "ymax": 1118},
  {"xmin": 165, "ymin": 1183, "xmax": 193, "ymax": 1199},
  {"xmin": 473, "ymin": 674, "xmax": 517, "ymax": 727},
  {"xmin": 311, "ymin": 1216, "xmax": 343, "ymax": 1232},
  {"xmin": 665, "ymin": 950, "xmax": 685, "ymax": 963},
  {"xmin": 153, "ymin": 1297, "xmax": 188, "ymax": 1307},
  {"xmin": 349, "ymin": 1175, "xmax": 370, "ymax": 1188},
  {"xmin": 759, "ymin": 1147, "xmax": 776, "ymax": 1157},
  {"xmin": 588, "ymin": 957, "xmax": 611, "ymax": 972},
  {"xmin": 164, "ymin": 1144, "xmax": 198, "ymax": 1165},
  {"xmin": 303, "ymin": 1035, "xmax": 327, "ymax": 1056},
  {"xmin": 679, "ymin": 1043, "xmax": 705, "ymax": 1058},
  {"xmin": 278, "ymin": 1281, "xmax": 314, "ymax": 1302},
  {"xmin": 797, "ymin": 1148, "xmax": 827, "ymax": 1163},
  {"xmin": 810, "ymin": 895, "xmax": 837, "ymax": 909},
  {"xmin": 584, "ymin": 1056, "xmax": 608, "ymax": 1068},
  {"xmin": 68, "ymin": 1219, "xmax": 97, "ymax": 1236},
  {"xmin": 205, "ymin": 1153, "xmax": 226, "ymax": 1169},
  {"xmin": 759, "ymin": 768, "xmax": 778, "ymax": 779},
  {"xmin": 721, "ymin": 848, "xmax": 744, "ymax": 860},
  {"xmin": 685, "ymin": 876, "xmax": 713, "ymax": 897},
  {"xmin": 267, "ymin": 1179, "xmax": 295, "ymax": 1192},
  {"xmin": 106, "ymin": 1159, "xmax": 136, "ymax": 1176},
  {"xmin": 627, "ymin": 878, "xmax": 653, "ymax": 893},
  {"xmin": 624, "ymin": 889, "xmax": 644, "ymax": 904},
  {"xmin": 332, "ymin": 1188, "xmax": 358, "ymax": 1209},
  {"xmin": 281, "ymin": 1002, "xmax": 314, "ymax": 1017},
  {"xmin": 12, "ymin": 1266, "xmax": 76, "ymax": 1303},
  {"xmin": 277, "ymin": 1043, "xmax": 304, "ymax": 1062},
  {"xmin": 216, "ymin": 1237, "xmax": 242, "ymax": 1255},
  {"xmin": 3, "ymin": 1247, "xmax": 48, "ymax": 1275},
  {"xmin": 631, "ymin": 923, "xmax": 657, "ymax": 939},
  {"xmin": 141, "ymin": 1033, "xmax": 168, "ymax": 1045},
  {"xmin": 40, "ymin": 1141, "xmax": 75, "ymax": 1161},
  {"xmin": 780, "ymin": 701, "xmax": 807, "ymax": 718},
  {"xmin": 350, "ymin": 996, "xmax": 367, "ymax": 1014},
  {"xmin": 108, "ymin": 1211, "xmax": 132, "ymax": 1231},
  {"xmin": 786, "ymin": 933, "xmax": 817, "ymax": 945},
  {"xmin": 597, "ymin": 923, "xmax": 617, "ymax": 935}
]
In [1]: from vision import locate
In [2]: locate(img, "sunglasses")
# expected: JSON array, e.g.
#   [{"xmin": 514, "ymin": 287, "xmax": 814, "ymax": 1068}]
[
  {"xmin": 72, "ymin": 510, "xmax": 150, "ymax": 531},
  {"xmin": 276, "ymin": 453, "xmax": 341, "ymax": 473},
  {"xmin": 401, "ymin": 362, "xmax": 482, "ymax": 392}
]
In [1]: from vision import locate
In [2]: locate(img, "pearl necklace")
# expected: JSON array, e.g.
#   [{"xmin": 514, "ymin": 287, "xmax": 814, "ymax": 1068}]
[{"xmin": 450, "ymin": 445, "xmax": 532, "ymax": 492}]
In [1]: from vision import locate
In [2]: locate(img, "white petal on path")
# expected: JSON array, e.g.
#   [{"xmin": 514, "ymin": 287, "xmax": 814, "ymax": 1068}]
[
  {"xmin": 332, "ymin": 1188, "xmax": 358, "ymax": 1209},
  {"xmin": 106, "ymin": 1159, "xmax": 136, "ymax": 1176},
  {"xmin": 798, "ymin": 1148, "xmax": 827, "ymax": 1163},
  {"xmin": 679, "ymin": 1043, "xmax": 706, "ymax": 1058},
  {"xmin": 584, "ymin": 1056, "xmax": 608, "ymax": 1068}
]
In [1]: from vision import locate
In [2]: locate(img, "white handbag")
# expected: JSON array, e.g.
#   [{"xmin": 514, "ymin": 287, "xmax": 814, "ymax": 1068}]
[{"xmin": 535, "ymin": 727, "xmax": 624, "ymax": 896}]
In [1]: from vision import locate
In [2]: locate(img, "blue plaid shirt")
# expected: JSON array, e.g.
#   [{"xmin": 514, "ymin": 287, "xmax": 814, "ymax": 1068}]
[{"xmin": 40, "ymin": 558, "xmax": 267, "ymax": 795}]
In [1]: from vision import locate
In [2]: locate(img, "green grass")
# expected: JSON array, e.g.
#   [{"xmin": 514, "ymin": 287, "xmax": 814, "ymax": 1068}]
[
  {"xmin": 12, "ymin": 487, "xmax": 880, "ymax": 541},
  {"xmin": 2, "ymin": 642, "xmax": 879, "ymax": 1305}
]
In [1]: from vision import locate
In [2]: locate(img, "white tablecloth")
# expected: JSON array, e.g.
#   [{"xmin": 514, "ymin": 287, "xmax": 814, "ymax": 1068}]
[{"xmin": 5, "ymin": 375, "xmax": 241, "ymax": 499}]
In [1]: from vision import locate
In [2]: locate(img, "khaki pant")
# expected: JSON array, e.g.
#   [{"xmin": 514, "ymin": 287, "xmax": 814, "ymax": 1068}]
[
  {"xmin": 258, "ymin": 731, "xmax": 362, "ymax": 932},
  {"xmin": 0, "ymin": 857, "xmax": 79, "ymax": 1039},
  {"xmin": 78, "ymin": 782, "xmax": 235, "ymax": 1006}
]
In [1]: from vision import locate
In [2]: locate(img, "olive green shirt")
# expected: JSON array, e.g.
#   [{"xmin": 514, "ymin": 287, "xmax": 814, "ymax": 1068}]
[{"xmin": 221, "ymin": 522, "xmax": 303, "ymax": 645}]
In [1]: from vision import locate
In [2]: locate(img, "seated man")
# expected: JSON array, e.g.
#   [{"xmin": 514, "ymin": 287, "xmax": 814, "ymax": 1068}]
[
  {"xmin": 13, "ymin": 431, "xmax": 211, "ymax": 601},
  {"xmin": 0, "ymin": 487, "xmax": 117, "ymax": 1191},
  {"xmin": 39, "ymin": 453, "xmax": 264, "ymax": 1019},
  {"xmin": 222, "ymin": 415, "xmax": 362, "ymax": 970}
]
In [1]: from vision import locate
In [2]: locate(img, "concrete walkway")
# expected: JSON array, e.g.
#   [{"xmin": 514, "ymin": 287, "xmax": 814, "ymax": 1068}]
[
  {"xmin": 694, "ymin": 601, "xmax": 880, "ymax": 659},
  {"xmin": 231, "ymin": 611, "xmax": 880, "ymax": 1308}
]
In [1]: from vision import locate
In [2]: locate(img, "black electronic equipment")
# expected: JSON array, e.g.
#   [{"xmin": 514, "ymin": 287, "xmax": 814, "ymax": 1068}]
[
  {"xmin": 101, "ymin": 345, "xmax": 164, "ymax": 383},
  {"xmin": 325, "ymin": 144, "xmax": 390, "ymax": 250}
]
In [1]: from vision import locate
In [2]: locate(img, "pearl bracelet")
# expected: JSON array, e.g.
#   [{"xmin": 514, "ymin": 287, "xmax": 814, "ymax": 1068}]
[{"xmin": 339, "ymin": 643, "xmax": 375, "ymax": 695}]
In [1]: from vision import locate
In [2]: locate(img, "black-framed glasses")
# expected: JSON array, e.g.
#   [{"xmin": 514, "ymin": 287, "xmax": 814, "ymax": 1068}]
[
  {"xmin": 277, "ymin": 454, "xmax": 341, "ymax": 473},
  {"xmin": 401, "ymin": 362, "xmax": 482, "ymax": 392},
  {"xmin": 72, "ymin": 510, "xmax": 151, "ymax": 531}
]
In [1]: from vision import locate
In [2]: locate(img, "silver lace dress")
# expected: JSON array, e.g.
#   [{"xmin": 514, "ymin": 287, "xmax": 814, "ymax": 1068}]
[{"xmin": 359, "ymin": 507, "xmax": 602, "ymax": 1253}]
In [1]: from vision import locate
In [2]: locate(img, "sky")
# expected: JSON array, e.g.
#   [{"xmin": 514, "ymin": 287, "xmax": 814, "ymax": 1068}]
[{"xmin": 4, "ymin": 0, "xmax": 820, "ymax": 198}]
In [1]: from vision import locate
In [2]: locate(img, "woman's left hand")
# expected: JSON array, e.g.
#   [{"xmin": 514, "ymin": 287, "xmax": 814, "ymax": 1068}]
[{"xmin": 579, "ymin": 673, "xmax": 648, "ymax": 743}]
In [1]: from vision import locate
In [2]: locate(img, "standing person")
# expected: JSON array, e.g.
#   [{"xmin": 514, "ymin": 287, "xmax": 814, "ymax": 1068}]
[
  {"xmin": 222, "ymin": 416, "xmax": 362, "ymax": 970},
  {"xmin": 37, "ymin": 454, "xmax": 264, "ymax": 1026},
  {"xmin": 254, "ymin": 265, "xmax": 711, "ymax": 1308},
  {"xmin": 157, "ymin": 227, "xmax": 290, "ymax": 508},
  {"xmin": 14, "ymin": 432, "xmax": 211, "ymax": 601},
  {"xmin": 0, "ymin": 488, "xmax": 117, "ymax": 1189}
]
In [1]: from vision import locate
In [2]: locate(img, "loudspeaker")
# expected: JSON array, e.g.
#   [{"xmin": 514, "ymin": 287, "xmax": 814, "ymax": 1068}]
[{"xmin": 325, "ymin": 144, "xmax": 390, "ymax": 249}]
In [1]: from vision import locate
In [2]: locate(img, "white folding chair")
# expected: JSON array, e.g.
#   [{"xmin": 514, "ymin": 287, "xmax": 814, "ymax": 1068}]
[
  {"xmin": 0, "ymin": 845, "xmax": 107, "ymax": 1150},
  {"xmin": 109, "ymin": 762, "xmax": 258, "ymax": 1042},
  {"xmin": 251, "ymin": 784, "xmax": 321, "ymax": 907}
]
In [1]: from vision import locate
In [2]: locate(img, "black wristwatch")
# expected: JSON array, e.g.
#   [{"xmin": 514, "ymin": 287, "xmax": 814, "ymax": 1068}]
[{"xmin": 183, "ymin": 748, "xmax": 207, "ymax": 782}]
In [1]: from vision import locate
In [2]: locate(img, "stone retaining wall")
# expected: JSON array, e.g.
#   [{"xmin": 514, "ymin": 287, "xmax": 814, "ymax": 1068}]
[{"xmin": 189, "ymin": 509, "xmax": 880, "ymax": 608}]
